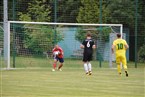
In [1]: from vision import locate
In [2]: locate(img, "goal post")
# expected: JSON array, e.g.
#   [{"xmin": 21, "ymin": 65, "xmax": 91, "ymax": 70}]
[{"xmin": 5, "ymin": 21, "xmax": 123, "ymax": 69}]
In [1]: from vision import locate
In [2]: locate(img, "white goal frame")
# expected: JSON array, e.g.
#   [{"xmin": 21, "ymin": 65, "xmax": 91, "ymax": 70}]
[{"xmin": 4, "ymin": 21, "xmax": 123, "ymax": 69}]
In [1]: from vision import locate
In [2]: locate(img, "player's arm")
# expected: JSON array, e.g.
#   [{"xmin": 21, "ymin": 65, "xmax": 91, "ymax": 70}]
[
  {"xmin": 124, "ymin": 42, "xmax": 129, "ymax": 50},
  {"xmin": 125, "ymin": 44, "xmax": 129, "ymax": 49},
  {"xmin": 80, "ymin": 40, "xmax": 85, "ymax": 49},
  {"xmin": 59, "ymin": 48, "xmax": 64, "ymax": 55},
  {"xmin": 112, "ymin": 41, "xmax": 116, "ymax": 54},
  {"xmin": 60, "ymin": 50, "xmax": 64, "ymax": 55},
  {"xmin": 92, "ymin": 45, "xmax": 96, "ymax": 49},
  {"xmin": 52, "ymin": 49, "xmax": 55, "ymax": 57},
  {"xmin": 111, "ymin": 45, "xmax": 115, "ymax": 54},
  {"xmin": 80, "ymin": 44, "xmax": 84, "ymax": 49},
  {"xmin": 92, "ymin": 41, "xmax": 96, "ymax": 49},
  {"xmin": 80, "ymin": 41, "xmax": 85, "ymax": 49}
]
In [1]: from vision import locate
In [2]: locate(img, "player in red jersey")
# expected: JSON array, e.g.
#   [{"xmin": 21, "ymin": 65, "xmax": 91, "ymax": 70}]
[{"xmin": 52, "ymin": 45, "xmax": 64, "ymax": 71}]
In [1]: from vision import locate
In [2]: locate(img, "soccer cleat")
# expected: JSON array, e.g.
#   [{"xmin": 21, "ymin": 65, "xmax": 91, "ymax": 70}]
[
  {"xmin": 58, "ymin": 68, "xmax": 62, "ymax": 71},
  {"xmin": 52, "ymin": 69, "xmax": 55, "ymax": 71},
  {"xmin": 86, "ymin": 72, "xmax": 89, "ymax": 75},
  {"xmin": 125, "ymin": 71, "xmax": 128, "ymax": 77},
  {"xmin": 126, "ymin": 73, "xmax": 128, "ymax": 77},
  {"xmin": 57, "ymin": 67, "xmax": 62, "ymax": 71},
  {"xmin": 119, "ymin": 72, "xmax": 122, "ymax": 76},
  {"xmin": 89, "ymin": 71, "xmax": 92, "ymax": 75}
]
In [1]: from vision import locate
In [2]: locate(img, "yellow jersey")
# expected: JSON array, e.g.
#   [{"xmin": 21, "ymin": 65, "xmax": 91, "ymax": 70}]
[{"xmin": 113, "ymin": 39, "xmax": 127, "ymax": 56}]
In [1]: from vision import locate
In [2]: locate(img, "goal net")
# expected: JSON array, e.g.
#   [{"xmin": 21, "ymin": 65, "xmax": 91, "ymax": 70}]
[
  {"xmin": 4, "ymin": 21, "xmax": 123, "ymax": 69},
  {"xmin": 0, "ymin": 22, "xmax": 4, "ymax": 69}
]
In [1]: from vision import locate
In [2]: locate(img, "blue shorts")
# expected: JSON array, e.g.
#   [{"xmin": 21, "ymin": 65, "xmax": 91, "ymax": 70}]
[{"xmin": 54, "ymin": 56, "xmax": 64, "ymax": 63}]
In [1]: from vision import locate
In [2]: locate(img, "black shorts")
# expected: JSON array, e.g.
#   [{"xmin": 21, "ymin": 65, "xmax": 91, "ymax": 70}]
[
  {"xmin": 54, "ymin": 56, "xmax": 64, "ymax": 63},
  {"xmin": 83, "ymin": 52, "xmax": 93, "ymax": 62}
]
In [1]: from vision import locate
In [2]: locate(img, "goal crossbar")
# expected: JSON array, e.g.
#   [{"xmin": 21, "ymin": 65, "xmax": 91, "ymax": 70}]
[
  {"xmin": 9, "ymin": 21, "xmax": 122, "ymax": 27},
  {"xmin": 4, "ymin": 21, "xmax": 123, "ymax": 69}
]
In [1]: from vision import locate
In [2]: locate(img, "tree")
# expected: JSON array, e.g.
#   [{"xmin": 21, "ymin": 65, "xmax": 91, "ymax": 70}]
[
  {"xmin": 75, "ymin": 27, "xmax": 111, "ymax": 43},
  {"xmin": 107, "ymin": 0, "xmax": 135, "ymax": 27},
  {"xmin": 18, "ymin": 0, "xmax": 51, "ymax": 22},
  {"xmin": 18, "ymin": 0, "xmax": 63, "ymax": 54},
  {"xmin": 106, "ymin": 0, "xmax": 145, "ymax": 61},
  {"xmin": 49, "ymin": 0, "xmax": 81, "ymax": 23},
  {"xmin": 77, "ymin": 0, "xmax": 109, "ymax": 23},
  {"xmin": 138, "ymin": 44, "xmax": 145, "ymax": 62},
  {"xmin": 137, "ymin": 0, "xmax": 145, "ymax": 62},
  {"xmin": 77, "ymin": 0, "xmax": 99, "ymax": 23},
  {"xmin": 76, "ymin": 0, "xmax": 110, "ymax": 42},
  {"xmin": 0, "ymin": 0, "xmax": 3, "ymax": 22},
  {"xmin": 137, "ymin": 0, "xmax": 145, "ymax": 48},
  {"xmin": 76, "ymin": 0, "xmax": 99, "ymax": 43},
  {"xmin": 23, "ymin": 25, "xmax": 63, "ymax": 54},
  {"xmin": 0, "ymin": 25, "xmax": 3, "ymax": 48}
]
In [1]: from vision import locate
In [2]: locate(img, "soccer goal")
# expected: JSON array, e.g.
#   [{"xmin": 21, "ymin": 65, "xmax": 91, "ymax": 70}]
[{"xmin": 4, "ymin": 21, "xmax": 123, "ymax": 69}]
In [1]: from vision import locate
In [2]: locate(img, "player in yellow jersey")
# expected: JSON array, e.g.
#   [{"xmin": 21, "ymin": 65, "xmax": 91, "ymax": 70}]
[{"xmin": 112, "ymin": 33, "xmax": 129, "ymax": 77}]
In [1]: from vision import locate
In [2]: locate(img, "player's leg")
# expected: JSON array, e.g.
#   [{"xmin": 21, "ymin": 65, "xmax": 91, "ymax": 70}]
[
  {"xmin": 88, "ymin": 62, "xmax": 92, "ymax": 75},
  {"xmin": 121, "ymin": 56, "xmax": 128, "ymax": 77},
  {"xmin": 84, "ymin": 62, "xmax": 89, "ymax": 75},
  {"xmin": 87, "ymin": 54, "xmax": 93, "ymax": 75},
  {"xmin": 116, "ymin": 56, "xmax": 122, "ymax": 75},
  {"xmin": 58, "ymin": 58, "xmax": 64, "ymax": 71},
  {"xmin": 117, "ymin": 64, "xmax": 122, "ymax": 76},
  {"xmin": 52, "ymin": 58, "xmax": 58, "ymax": 71},
  {"xmin": 83, "ymin": 53, "xmax": 89, "ymax": 75}
]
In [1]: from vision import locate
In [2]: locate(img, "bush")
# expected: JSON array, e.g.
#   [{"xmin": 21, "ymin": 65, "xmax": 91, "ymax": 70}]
[{"xmin": 138, "ymin": 44, "xmax": 145, "ymax": 62}]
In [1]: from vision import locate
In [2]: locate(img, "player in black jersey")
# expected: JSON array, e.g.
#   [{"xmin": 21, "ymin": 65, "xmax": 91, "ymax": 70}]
[{"xmin": 80, "ymin": 32, "xmax": 96, "ymax": 75}]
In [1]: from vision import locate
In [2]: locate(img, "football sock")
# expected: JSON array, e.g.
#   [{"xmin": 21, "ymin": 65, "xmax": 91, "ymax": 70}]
[
  {"xmin": 125, "ymin": 71, "xmax": 128, "ymax": 73},
  {"xmin": 117, "ymin": 64, "xmax": 121, "ymax": 74},
  {"xmin": 123, "ymin": 65, "xmax": 128, "ymax": 70},
  {"xmin": 53, "ymin": 63, "xmax": 56, "ymax": 69},
  {"xmin": 84, "ymin": 63, "xmax": 88, "ymax": 73},
  {"xmin": 88, "ymin": 62, "xmax": 92, "ymax": 72}
]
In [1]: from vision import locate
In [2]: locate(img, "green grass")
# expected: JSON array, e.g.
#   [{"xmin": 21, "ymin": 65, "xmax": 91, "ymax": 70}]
[
  {"xmin": 0, "ymin": 56, "xmax": 144, "ymax": 68},
  {"xmin": 1, "ymin": 68, "xmax": 145, "ymax": 97},
  {"xmin": 0, "ymin": 57, "xmax": 145, "ymax": 97}
]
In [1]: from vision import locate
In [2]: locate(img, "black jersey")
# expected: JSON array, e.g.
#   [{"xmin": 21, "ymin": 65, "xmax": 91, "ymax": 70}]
[
  {"xmin": 82, "ymin": 38, "xmax": 95, "ymax": 62},
  {"xmin": 82, "ymin": 39, "xmax": 95, "ymax": 53}
]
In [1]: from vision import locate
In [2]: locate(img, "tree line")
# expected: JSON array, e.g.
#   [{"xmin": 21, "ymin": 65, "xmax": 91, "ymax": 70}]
[{"xmin": 0, "ymin": 0, "xmax": 145, "ymax": 61}]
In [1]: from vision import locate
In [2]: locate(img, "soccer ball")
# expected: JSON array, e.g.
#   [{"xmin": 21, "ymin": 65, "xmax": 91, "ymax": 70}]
[{"xmin": 53, "ymin": 51, "xmax": 60, "ymax": 56}]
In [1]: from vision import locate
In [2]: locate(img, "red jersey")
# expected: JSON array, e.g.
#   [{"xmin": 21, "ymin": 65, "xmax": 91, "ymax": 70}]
[{"xmin": 52, "ymin": 47, "xmax": 63, "ymax": 58}]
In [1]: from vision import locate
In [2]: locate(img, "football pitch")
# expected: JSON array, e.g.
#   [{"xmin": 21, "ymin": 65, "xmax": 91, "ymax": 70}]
[{"xmin": 0, "ymin": 59, "xmax": 145, "ymax": 97}]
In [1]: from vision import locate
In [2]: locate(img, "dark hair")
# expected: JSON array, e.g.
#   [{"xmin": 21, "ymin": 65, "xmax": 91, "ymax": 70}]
[
  {"xmin": 86, "ymin": 32, "xmax": 91, "ymax": 37},
  {"xmin": 117, "ymin": 33, "xmax": 121, "ymax": 38}
]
